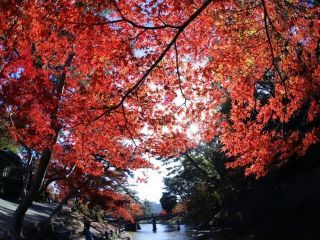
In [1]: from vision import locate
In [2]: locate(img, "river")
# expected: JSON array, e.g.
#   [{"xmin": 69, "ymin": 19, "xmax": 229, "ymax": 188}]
[{"xmin": 129, "ymin": 224, "xmax": 197, "ymax": 240}]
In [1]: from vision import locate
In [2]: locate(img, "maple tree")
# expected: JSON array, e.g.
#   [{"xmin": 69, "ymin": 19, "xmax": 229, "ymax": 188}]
[
  {"xmin": 47, "ymin": 163, "xmax": 139, "ymax": 223},
  {"xmin": 0, "ymin": 0, "xmax": 319, "ymax": 238}
]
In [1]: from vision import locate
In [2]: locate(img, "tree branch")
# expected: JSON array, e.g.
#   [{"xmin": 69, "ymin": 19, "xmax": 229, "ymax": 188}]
[
  {"xmin": 49, "ymin": 188, "xmax": 80, "ymax": 219},
  {"xmin": 112, "ymin": 0, "xmax": 180, "ymax": 30},
  {"xmin": 261, "ymin": 0, "xmax": 288, "ymax": 133},
  {"xmin": 93, "ymin": 0, "xmax": 214, "ymax": 122},
  {"xmin": 174, "ymin": 42, "xmax": 190, "ymax": 105},
  {"xmin": 39, "ymin": 164, "xmax": 76, "ymax": 194}
]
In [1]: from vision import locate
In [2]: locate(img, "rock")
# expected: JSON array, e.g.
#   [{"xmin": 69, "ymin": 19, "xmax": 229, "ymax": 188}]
[
  {"xmin": 50, "ymin": 209, "xmax": 127, "ymax": 239},
  {"xmin": 0, "ymin": 230, "xmax": 11, "ymax": 240}
]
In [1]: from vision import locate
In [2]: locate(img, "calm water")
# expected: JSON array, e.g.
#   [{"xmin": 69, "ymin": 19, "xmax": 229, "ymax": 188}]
[{"xmin": 129, "ymin": 224, "xmax": 195, "ymax": 240}]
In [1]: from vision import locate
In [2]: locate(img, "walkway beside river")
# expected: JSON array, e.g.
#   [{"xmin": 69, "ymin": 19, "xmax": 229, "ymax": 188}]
[{"xmin": 0, "ymin": 198, "xmax": 56, "ymax": 235}]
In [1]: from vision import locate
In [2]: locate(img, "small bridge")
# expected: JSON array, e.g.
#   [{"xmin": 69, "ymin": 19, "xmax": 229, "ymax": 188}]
[
  {"xmin": 124, "ymin": 212, "xmax": 184, "ymax": 232},
  {"xmin": 135, "ymin": 212, "xmax": 184, "ymax": 222}
]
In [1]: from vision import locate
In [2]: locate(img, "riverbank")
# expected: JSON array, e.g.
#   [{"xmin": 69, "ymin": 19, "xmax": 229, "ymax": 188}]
[
  {"xmin": 0, "ymin": 198, "xmax": 131, "ymax": 240},
  {"xmin": 139, "ymin": 216, "xmax": 183, "ymax": 225},
  {"xmin": 50, "ymin": 208, "xmax": 131, "ymax": 240}
]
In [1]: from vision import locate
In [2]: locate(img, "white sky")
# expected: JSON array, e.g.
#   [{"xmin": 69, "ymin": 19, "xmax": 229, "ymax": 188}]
[
  {"xmin": 129, "ymin": 124, "xmax": 199, "ymax": 202},
  {"xmin": 129, "ymin": 158, "xmax": 168, "ymax": 203}
]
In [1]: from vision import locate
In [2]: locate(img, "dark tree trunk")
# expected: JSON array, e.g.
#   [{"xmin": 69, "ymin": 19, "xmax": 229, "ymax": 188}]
[
  {"xmin": 49, "ymin": 188, "xmax": 79, "ymax": 219},
  {"xmin": 12, "ymin": 149, "xmax": 52, "ymax": 239},
  {"xmin": 19, "ymin": 156, "xmax": 34, "ymax": 201}
]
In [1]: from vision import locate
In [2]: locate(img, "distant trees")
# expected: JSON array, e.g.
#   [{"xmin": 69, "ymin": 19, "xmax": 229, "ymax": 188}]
[
  {"xmin": 162, "ymin": 140, "xmax": 230, "ymax": 225},
  {"xmin": 141, "ymin": 199, "xmax": 152, "ymax": 217},
  {"xmin": 163, "ymin": 139, "xmax": 320, "ymax": 237},
  {"xmin": 0, "ymin": 121, "xmax": 18, "ymax": 152},
  {"xmin": 160, "ymin": 193, "xmax": 177, "ymax": 213}
]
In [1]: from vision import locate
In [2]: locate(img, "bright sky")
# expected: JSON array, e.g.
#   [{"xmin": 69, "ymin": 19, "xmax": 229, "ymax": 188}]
[
  {"xmin": 129, "ymin": 124, "xmax": 199, "ymax": 202},
  {"xmin": 129, "ymin": 158, "xmax": 168, "ymax": 203}
]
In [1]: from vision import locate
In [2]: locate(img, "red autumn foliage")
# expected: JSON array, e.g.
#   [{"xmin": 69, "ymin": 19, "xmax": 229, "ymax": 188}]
[
  {"xmin": 0, "ymin": 0, "xmax": 319, "ymax": 236},
  {"xmin": 160, "ymin": 209, "xmax": 168, "ymax": 216}
]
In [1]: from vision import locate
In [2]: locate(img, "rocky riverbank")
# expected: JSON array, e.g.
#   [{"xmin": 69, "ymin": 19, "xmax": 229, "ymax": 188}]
[
  {"xmin": 0, "ymin": 208, "xmax": 132, "ymax": 240},
  {"xmin": 50, "ymin": 208, "xmax": 132, "ymax": 240}
]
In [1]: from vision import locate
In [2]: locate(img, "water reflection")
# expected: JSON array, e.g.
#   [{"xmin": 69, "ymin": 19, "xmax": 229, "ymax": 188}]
[{"xmin": 130, "ymin": 224, "xmax": 195, "ymax": 240}]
